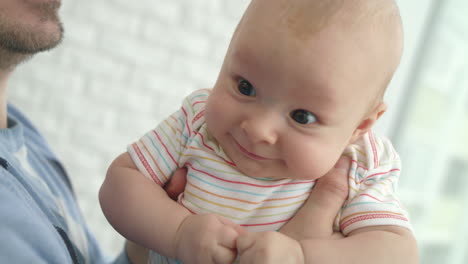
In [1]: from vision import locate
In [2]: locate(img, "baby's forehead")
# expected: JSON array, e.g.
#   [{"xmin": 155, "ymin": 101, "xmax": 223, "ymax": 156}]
[
  {"xmin": 254, "ymin": 0, "xmax": 399, "ymax": 40},
  {"xmin": 280, "ymin": 0, "xmax": 344, "ymax": 39},
  {"xmin": 234, "ymin": 0, "xmax": 402, "ymax": 100},
  {"xmin": 270, "ymin": 0, "xmax": 402, "ymax": 93}
]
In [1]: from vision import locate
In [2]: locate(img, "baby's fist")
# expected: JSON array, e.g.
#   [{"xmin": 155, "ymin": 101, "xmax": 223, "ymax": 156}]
[
  {"xmin": 175, "ymin": 214, "xmax": 244, "ymax": 264},
  {"xmin": 237, "ymin": 231, "xmax": 304, "ymax": 264}
]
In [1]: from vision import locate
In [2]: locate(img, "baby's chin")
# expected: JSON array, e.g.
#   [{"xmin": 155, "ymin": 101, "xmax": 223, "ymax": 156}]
[
  {"xmin": 284, "ymin": 168, "xmax": 331, "ymax": 181},
  {"xmin": 238, "ymin": 166, "xmax": 320, "ymax": 181},
  {"xmin": 235, "ymin": 165, "xmax": 282, "ymax": 181}
]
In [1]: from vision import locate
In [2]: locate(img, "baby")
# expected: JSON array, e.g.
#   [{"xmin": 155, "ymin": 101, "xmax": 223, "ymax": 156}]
[{"xmin": 100, "ymin": 0, "xmax": 418, "ymax": 263}]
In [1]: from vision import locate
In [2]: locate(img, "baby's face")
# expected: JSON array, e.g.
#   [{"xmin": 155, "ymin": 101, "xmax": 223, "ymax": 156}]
[{"xmin": 205, "ymin": 0, "xmax": 397, "ymax": 180}]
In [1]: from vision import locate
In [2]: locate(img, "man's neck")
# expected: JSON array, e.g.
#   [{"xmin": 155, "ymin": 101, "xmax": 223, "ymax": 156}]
[{"xmin": 0, "ymin": 70, "xmax": 11, "ymax": 129}]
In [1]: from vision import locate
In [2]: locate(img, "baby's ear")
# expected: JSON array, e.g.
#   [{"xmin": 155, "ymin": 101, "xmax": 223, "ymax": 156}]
[{"xmin": 349, "ymin": 102, "xmax": 387, "ymax": 143}]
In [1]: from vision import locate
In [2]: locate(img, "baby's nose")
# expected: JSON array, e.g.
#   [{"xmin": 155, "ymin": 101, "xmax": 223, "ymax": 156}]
[{"xmin": 240, "ymin": 113, "xmax": 279, "ymax": 145}]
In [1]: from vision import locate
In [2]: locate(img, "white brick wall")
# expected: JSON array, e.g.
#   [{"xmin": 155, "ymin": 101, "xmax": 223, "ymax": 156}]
[{"xmin": 9, "ymin": 0, "xmax": 249, "ymax": 257}]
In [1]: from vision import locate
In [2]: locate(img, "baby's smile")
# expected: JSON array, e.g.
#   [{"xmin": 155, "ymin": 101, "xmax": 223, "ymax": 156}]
[{"xmin": 233, "ymin": 138, "xmax": 275, "ymax": 161}]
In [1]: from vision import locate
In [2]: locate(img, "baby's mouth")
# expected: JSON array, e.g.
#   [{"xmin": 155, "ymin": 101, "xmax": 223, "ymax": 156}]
[{"xmin": 234, "ymin": 140, "xmax": 273, "ymax": 161}]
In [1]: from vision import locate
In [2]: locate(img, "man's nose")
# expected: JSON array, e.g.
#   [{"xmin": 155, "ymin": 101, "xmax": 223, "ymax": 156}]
[{"xmin": 240, "ymin": 111, "xmax": 279, "ymax": 145}]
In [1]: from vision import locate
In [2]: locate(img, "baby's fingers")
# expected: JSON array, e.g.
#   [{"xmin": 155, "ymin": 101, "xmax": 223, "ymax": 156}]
[
  {"xmin": 218, "ymin": 221, "xmax": 242, "ymax": 249},
  {"xmin": 211, "ymin": 230, "xmax": 239, "ymax": 263},
  {"xmin": 218, "ymin": 216, "xmax": 247, "ymax": 236},
  {"xmin": 237, "ymin": 232, "xmax": 304, "ymax": 264},
  {"xmin": 213, "ymin": 216, "xmax": 245, "ymax": 263},
  {"xmin": 236, "ymin": 232, "xmax": 255, "ymax": 256},
  {"xmin": 211, "ymin": 246, "xmax": 238, "ymax": 264}
]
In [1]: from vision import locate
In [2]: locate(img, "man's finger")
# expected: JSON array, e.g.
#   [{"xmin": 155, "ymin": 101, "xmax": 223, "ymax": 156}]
[
  {"xmin": 280, "ymin": 156, "xmax": 350, "ymax": 239},
  {"xmin": 125, "ymin": 240, "xmax": 149, "ymax": 264},
  {"xmin": 311, "ymin": 155, "xmax": 350, "ymax": 209},
  {"xmin": 303, "ymin": 156, "xmax": 350, "ymax": 234},
  {"xmin": 164, "ymin": 167, "xmax": 187, "ymax": 200}
]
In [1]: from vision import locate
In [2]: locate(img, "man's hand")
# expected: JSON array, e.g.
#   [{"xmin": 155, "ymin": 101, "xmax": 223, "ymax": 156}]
[
  {"xmin": 165, "ymin": 167, "xmax": 188, "ymax": 200},
  {"xmin": 125, "ymin": 240, "xmax": 149, "ymax": 264},
  {"xmin": 175, "ymin": 214, "xmax": 245, "ymax": 264},
  {"xmin": 280, "ymin": 156, "xmax": 350, "ymax": 240},
  {"xmin": 237, "ymin": 156, "xmax": 350, "ymax": 263}
]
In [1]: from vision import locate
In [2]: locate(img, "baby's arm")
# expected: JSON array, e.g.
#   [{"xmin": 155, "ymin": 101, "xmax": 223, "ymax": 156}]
[
  {"xmin": 99, "ymin": 152, "xmax": 243, "ymax": 264},
  {"xmin": 123, "ymin": 168, "xmax": 190, "ymax": 264},
  {"xmin": 99, "ymin": 152, "xmax": 190, "ymax": 257}
]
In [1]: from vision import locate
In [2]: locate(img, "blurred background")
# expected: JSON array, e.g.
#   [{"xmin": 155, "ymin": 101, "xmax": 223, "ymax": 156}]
[{"xmin": 8, "ymin": 0, "xmax": 467, "ymax": 263}]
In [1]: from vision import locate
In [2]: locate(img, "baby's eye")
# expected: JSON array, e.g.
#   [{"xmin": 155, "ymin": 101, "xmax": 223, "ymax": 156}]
[
  {"xmin": 290, "ymin": 109, "xmax": 317, "ymax": 125},
  {"xmin": 238, "ymin": 78, "xmax": 256, "ymax": 97}
]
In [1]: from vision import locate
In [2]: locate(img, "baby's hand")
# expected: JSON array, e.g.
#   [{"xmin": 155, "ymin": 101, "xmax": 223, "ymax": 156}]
[
  {"xmin": 237, "ymin": 231, "xmax": 304, "ymax": 264},
  {"xmin": 174, "ymin": 214, "xmax": 244, "ymax": 264}
]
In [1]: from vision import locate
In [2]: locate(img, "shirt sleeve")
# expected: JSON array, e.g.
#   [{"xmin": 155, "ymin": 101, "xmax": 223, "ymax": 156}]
[
  {"xmin": 127, "ymin": 89, "xmax": 209, "ymax": 186},
  {"xmin": 338, "ymin": 131, "xmax": 412, "ymax": 235}
]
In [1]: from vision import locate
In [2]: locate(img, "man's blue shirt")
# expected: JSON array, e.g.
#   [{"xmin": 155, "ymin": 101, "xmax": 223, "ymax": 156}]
[{"xmin": 0, "ymin": 104, "xmax": 128, "ymax": 264}]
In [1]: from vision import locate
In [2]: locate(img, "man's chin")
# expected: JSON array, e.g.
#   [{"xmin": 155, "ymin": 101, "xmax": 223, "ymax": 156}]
[
  {"xmin": 0, "ymin": 22, "xmax": 63, "ymax": 69},
  {"xmin": 4, "ymin": 22, "xmax": 64, "ymax": 54}
]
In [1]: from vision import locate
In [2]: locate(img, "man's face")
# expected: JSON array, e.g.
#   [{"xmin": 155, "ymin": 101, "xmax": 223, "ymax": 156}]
[
  {"xmin": 205, "ymin": 0, "xmax": 383, "ymax": 181},
  {"xmin": 0, "ymin": 0, "xmax": 63, "ymax": 56}
]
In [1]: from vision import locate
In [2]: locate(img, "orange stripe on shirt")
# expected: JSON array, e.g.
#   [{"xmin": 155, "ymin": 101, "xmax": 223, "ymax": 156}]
[
  {"xmin": 164, "ymin": 119, "xmax": 177, "ymax": 135},
  {"xmin": 188, "ymin": 182, "xmax": 312, "ymax": 204},
  {"xmin": 186, "ymin": 188, "xmax": 308, "ymax": 212},
  {"xmin": 187, "ymin": 163, "xmax": 315, "ymax": 188}
]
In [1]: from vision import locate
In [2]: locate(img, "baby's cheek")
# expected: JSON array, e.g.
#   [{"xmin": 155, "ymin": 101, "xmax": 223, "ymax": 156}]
[
  {"xmin": 205, "ymin": 97, "xmax": 224, "ymax": 126},
  {"xmin": 288, "ymin": 144, "xmax": 339, "ymax": 180},
  {"xmin": 206, "ymin": 93, "xmax": 233, "ymax": 120}
]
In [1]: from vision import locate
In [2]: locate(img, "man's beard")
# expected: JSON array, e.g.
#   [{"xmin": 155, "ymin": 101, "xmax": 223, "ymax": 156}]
[{"xmin": 0, "ymin": 2, "xmax": 64, "ymax": 69}]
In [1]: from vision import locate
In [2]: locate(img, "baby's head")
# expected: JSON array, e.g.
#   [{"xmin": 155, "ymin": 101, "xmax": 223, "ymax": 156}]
[{"xmin": 205, "ymin": 0, "xmax": 403, "ymax": 180}]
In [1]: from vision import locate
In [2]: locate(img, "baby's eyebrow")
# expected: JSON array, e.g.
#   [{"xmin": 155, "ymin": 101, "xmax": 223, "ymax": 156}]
[
  {"xmin": 230, "ymin": 46, "xmax": 262, "ymax": 77},
  {"xmin": 297, "ymin": 86, "xmax": 340, "ymax": 111},
  {"xmin": 231, "ymin": 45, "xmax": 256, "ymax": 66}
]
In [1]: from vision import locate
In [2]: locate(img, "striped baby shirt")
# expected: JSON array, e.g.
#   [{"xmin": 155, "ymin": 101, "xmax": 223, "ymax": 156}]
[{"xmin": 128, "ymin": 89, "xmax": 412, "ymax": 262}]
